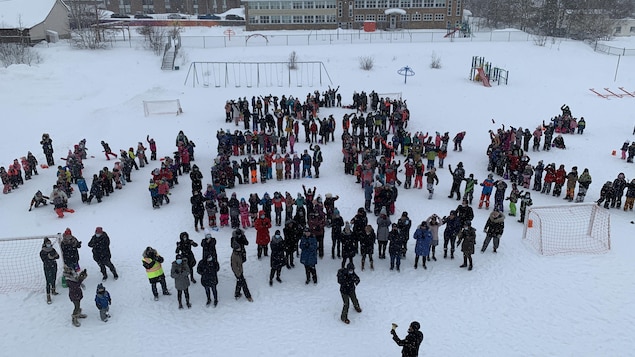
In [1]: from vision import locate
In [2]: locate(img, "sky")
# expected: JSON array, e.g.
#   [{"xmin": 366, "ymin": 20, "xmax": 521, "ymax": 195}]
[{"xmin": 0, "ymin": 25, "xmax": 635, "ymax": 356}]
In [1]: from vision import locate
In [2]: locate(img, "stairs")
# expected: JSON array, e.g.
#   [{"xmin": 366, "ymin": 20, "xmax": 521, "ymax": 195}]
[{"xmin": 161, "ymin": 49, "xmax": 176, "ymax": 70}]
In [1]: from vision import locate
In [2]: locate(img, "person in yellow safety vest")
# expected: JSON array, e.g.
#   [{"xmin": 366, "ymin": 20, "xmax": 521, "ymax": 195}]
[{"xmin": 142, "ymin": 246, "xmax": 171, "ymax": 301}]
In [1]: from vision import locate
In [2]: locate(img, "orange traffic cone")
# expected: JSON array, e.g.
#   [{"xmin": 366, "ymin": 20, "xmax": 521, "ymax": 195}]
[{"xmin": 527, "ymin": 219, "xmax": 533, "ymax": 228}]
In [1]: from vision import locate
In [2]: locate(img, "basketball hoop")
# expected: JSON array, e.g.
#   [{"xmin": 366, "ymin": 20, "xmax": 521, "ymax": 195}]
[{"xmin": 224, "ymin": 29, "xmax": 235, "ymax": 41}]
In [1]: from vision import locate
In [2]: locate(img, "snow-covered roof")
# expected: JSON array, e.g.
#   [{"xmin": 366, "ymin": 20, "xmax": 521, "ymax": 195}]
[
  {"xmin": 0, "ymin": 0, "xmax": 60, "ymax": 29},
  {"xmin": 384, "ymin": 8, "xmax": 407, "ymax": 15}
]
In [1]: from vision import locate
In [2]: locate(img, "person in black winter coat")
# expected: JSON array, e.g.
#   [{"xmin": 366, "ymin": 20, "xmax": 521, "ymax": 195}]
[
  {"xmin": 447, "ymin": 162, "xmax": 465, "ymax": 200},
  {"xmin": 176, "ymin": 232, "xmax": 199, "ymax": 283},
  {"xmin": 191, "ymin": 190, "xmax": 206, "ymax": 232},
  {"xmin": 269, "ymin": 230, "xmax": 286, "ymax": 285},
  {"xmin": 457, "ymin": 221, "xmax": 476, "ymax": 271},
  {"xmin": 87, "ymin": 227, "xmax": 118, "ymax": 281},
  {"xmin": 197, "ymin": 253, "xmax": 220, "ymax": 306},
  {"xmin": 337, "ymin": 262, "xmax": 361, "ymax": 324},
  {"xmin": 388, "ymin": 224, "xmax": 404, "ymax": 271},
  {"xmin": 283, "ymin": 219, "xmax": 301, "ymax": 268},
  {"xmin": 200, "ymin": 233, "xmax": 218, "ymax": 264},
  {"xmin": 481, "ymin": 210, "xmax": 505, "ymax": 253},
  {"xmin": 455, "ymin": 199, "xmax": 474, "ymax": 226},
  {"xmin": 330, "ymin": 209, "xmax": 344, "ymax": 259},
  {"xmin": 391, "ymin": 321, "xmax": 424, "ymax": 357},
  {"xmin": 340, "ymin": 222, "xmax": 358, "ymax": 268},
  {"xmin": 60, "ymin": 228, "xmax": 81, "ymax": 270},
  {"xmin": 40, "ymin": 237, "xmax": 60, "ymax": 304}
]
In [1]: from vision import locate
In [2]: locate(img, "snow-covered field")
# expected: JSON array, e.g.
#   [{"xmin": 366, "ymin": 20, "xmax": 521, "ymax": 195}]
[{"xmin": 1, "ymin": 28, "xmax": 635, "ymax": 356}]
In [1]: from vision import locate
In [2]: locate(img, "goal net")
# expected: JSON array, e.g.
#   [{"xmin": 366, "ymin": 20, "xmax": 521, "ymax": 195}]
[
  {"xmin": 0, "ymin": 234, "xmax": 62, "ymax": 293},
  {"xmin": 143, "ymin": 99, "xmax": 183, "ymax": 116},
  {"xmin": 522, "ymin": 204, "xmax": 610, "ymax": 255}
]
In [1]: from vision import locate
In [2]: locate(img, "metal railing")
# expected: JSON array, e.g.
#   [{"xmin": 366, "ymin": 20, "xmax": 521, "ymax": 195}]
[{"xmin": 590, "ymin": 41, "xmax": 635, "ymax": 56}]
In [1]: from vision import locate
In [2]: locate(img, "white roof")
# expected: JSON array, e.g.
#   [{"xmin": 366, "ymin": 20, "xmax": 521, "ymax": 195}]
[{"xmin": 0, "ymin": 0, "xmax": 60, "ymax": 29}]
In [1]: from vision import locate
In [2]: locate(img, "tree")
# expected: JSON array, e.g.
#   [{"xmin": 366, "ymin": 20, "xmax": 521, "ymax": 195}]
[{"xmin": 67, "ymin": 1, "xmax": 109, "ymax": 49}]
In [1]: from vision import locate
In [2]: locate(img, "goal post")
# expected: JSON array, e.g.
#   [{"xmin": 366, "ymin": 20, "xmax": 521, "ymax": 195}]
[
  {"xmin": 377, "ymin": 92, "xmax": 402, "ymax": 101},
  {"xmin": 143, "ymin": 99, "xmax": 183, "ymax": 116},
  {"xmin": 0, "ymin": 234, "xmax": 63, "ymax": 293},
  {"xmin": 522, "ymin": 204, "xmax": 611, "ymax": 255}
]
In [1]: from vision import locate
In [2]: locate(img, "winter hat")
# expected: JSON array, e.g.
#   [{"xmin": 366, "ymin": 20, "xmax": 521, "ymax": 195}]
[
  {"xmin": 402, "ymin": 211, "xmax": 408, "ymax": 217},
  {"xmin": 410, "ymin": 321, "xmax": 421, "ymax": 331},
  {"xmin": 275, "ymin": 230, "xmax": 281, "ymax": 235},
  {"xmin": 333, "ymin": 208, "xmax": 340, "ymax": 217},
  {"xmin": 95, "ymin": 227, "xmax": 103, "ymax": 234},
  {"xmin": 205, "ymin": 233, "xmax": 212, "ymax": 239},
  {"xmin": 380, "ymin": 207, "xmax": 387, "ymax": 216},
  {"xmin": 96, "ymin": 283, "xmax": 105, "ymax": 293},
  {"xmin": 180, "ymin": 232, "xmax": 189, "ymax": 240},
  {"xmin": 346, "ymin": 262, "xmax": 355, "ymax": 271},
  {"xmin": 63, "ymin": 228, "xmax": 72, "ymax": 236},
  {"xmin": 303, "ymin": 226, "xmax": 310, "ymax": 233},
  {"xmin": 175, "ymin": 254, "xmax": 183, "ymax": 260},
  {"xmin": 344, "ymin": 222, "xmax": 351, "ymax": 231}
]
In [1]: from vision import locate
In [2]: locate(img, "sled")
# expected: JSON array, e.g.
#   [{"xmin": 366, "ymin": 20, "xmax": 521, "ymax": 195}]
[{"xmin": 40, "ymin": 164, "xmax": 49, "ymax": 169}]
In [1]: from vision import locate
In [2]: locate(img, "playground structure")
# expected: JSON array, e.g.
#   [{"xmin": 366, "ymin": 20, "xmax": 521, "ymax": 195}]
[
  {"xmin": 184, "ymin": 61, "xmax": 333, "ymax": 88},
  {"xmin": 589, "ymin": 87, "xmax": 635, "ymax": 99},
  {"xmin": 444, "ymin": 22, "xmax": 471, "ymax": 38},
  {"xmin": 470, "ymin": 56, "xmax": 509, "ymax": 87}
]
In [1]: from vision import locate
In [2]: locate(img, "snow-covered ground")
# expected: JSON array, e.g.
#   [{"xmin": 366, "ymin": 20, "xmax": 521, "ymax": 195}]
[{"xmin": 1, "ymin": 29, "xmax": 635, "ymax": 356}]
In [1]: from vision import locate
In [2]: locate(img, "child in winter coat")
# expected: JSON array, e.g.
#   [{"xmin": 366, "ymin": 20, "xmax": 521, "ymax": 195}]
[
  {"xmin": 518, "ymin": 192, "xmax": 533, "ymax": 223},
  {"xmin": 64, "ymin": 265, "xmax": 88, "ymax": 327},
  {"xmin": 95, "ymin": 283, "xmax": 111, "ymax": 322},
  {"xmin": 506, "ymin": 183, "xmax": 520, "ymax": 217},
  {"xmin": 463, "ymin": 174, "xmax": 478, "ymax": 205},
  {"xmin": 239, "ymin": 198, "xmax": 251, "ymax": 228},
  {"xmin": 424, "ymin": 167, "xmax": 439, "ymax": 199}
]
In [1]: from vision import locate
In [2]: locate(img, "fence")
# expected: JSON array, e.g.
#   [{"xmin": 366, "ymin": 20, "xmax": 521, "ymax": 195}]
[
  {"xmin": 107, "ymin": 30, "xmax": 540, "ymax": 50},
  {"xmin": 590, "ymin": 41, "xmax": 635, "ymax": 56}
]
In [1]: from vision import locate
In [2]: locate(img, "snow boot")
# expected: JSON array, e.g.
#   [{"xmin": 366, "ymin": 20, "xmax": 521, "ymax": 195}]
[
  {"xmin": 51, "ymin": 287, "xmax": 59, "ymax": 295},
  {"xmin": 72, "ymin": 315, "xmax": 81, "ymax": 327},
  {"xmin": 460, "ymin": 256, "xmax": 468, "ymax": 268},
  {"xmin": 450, "ymin": 250, "xmax": 455, "ymax": 259},
  {"xmin": 46, "ymin": 294, "xmax": 52, "ymax": 305},
  {"xmin": 443, "ymin": 249, "xmax": 448, "ymax": 259}
]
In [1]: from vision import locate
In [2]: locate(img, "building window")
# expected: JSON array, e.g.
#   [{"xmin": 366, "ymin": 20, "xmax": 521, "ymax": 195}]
[
  {"xmin": 338, "ymin": 1, "xmax": 343, "ymax": 16},
  {"xmin": 389, "ymin": 0, "xmax": 398, "ymax": 7},
  {"xmin": 447, "ymin": 1, "xmax": 451, "ymax": 15},
  {"xmin": 434, "ymin": 13, "xmax": 444, "ymax": 21},
  {"xmin": 630, "ymin": 26, "xmax": 635, "ymax": 33},
  {"xmin": 349, "ymin": 5, "xmax": 353, "ymax": 17},
  {"xmin": 281, "ymin": 15, "xmax": 292, "ymax": 23},
  {"xmin": 293, "ymin": 15, "xmax": 303, "ymax": 23},
  {"xmin": 423, "ymin": 13, "xmax": 432, "ymax": 21},
  {"xmin": 354, "ymin": 14, "xmax": 364, "ymax": 21},
  {"xmin": 326, "ymin": 14, "xmax": 336, "ymax": 22},
  {"xmin": 271, "ymin": 1, "xmax": 281, "ymax": 9},
  {"xmin": 307, "ymin": 1, "xmax": 315, "ymax": 8},
  {"xmin": 400, "ymin": 0, "xmax": 411, "ymax": 7},
  {"xmin": 377, "ymin": 14, "xmax": 386, "ymax": 21},
  {"xmin": 271, "ymin": 15, "xmax": 281, "ymax": 23},
  {"xmin": 614, "ymin": 26, "xmax": 621, "ymax": 33},
  {"xmin": 423, "ymin": 0, "xmax": 432, "ymax": 7},
  {"xmin": 315, "ymin": 14, "xmax": 325, "ymax": 22},
  {"xmin": 304, "ymin": 15, "xmax": 314, "ymax": 23},
  {"xmin": 261, "ymin": 16, "xmax": 270, "ymax": 23},
  {"xmin": 412, "ymin": 13, "xmax": 421, "ymax": 21},
  {"xmin": 354, "ymin": 0, "xmax": 364, "ymax": 8},
  {"xmin": 434, "ymin": 0, "xmax": 445, "ymax": 7},
  {"xmin": 293, "ymin": 1, "xmax": 303, "ymax": 9},
  {"xmin": 411, "ymin": 0, "xmax": 422, "ymax": 7},
  {"xmin": 456, "ymin": 0, "xmax": 461, "ymax": 16},
  {"xmin": 316, "ymin": 1, "xmax": 325, "ymax": 8},
  {"xmin": 366, "ymin": 14, "xmax": 375, "ymax": 20},
  {"xmin": 366, "ymin": 0, "xmax": 376, "ymax": 7},
  {"xmin": 401, "ymin": 14, "xmax": 409, "ymax": 21},
  {"xmin": 326, "ymin": 1, "xmax": 336, "ymax": 8}
]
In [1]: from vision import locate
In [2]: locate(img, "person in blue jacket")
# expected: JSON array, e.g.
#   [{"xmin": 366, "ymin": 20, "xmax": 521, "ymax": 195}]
[
  {"xmin": 413, "ymin": 222, "xmax": 432, "ymax": 269},
  {"xmin": 300, "ymin": 227, "xmax": 318, "ymax": 284},
  {"xmin": 94, "ymin": 283, "xmax": 111, "ymax": 322},
  {"xmin": 441, "ymin": 210, "xmax": 461, "ymax": 259}
]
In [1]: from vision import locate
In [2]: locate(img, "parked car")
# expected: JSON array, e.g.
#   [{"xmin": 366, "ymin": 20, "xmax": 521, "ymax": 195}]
[
  {"xmin": 110, "ymin": 13, "xmax": 131, "ymax": 19},
  {"xmin": 134, "ymin": 14, "xmax": 153, "ymax": 19},
  {"xmin": 167, "ymin": 13, "xmax": 187, "ymax": 20},
  {"xmin": 225, "ymin": 14, "xmax": 244, "ymax": 21},
  {"xmin": 198, "ymin": 14, "xmax": 221, "ymax": 20}
]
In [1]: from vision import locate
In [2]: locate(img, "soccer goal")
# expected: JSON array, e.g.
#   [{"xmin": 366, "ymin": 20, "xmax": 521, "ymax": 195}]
[
  {"xmin": 0, "ymin": 234, "xmax": 62, "ymax": 293},
  {"xmin": 143, "ymin": 99, "xmax": 183, "ymax": 116},
  {"xmin": 522, "ymin": 204, "xmax": 611, "ymax": 255}
]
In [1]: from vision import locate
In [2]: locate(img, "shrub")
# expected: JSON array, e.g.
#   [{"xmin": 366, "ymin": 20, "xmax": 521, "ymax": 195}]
[
  {"xmin": 359, "ymin": 56, "xmax": 374, "ymax": 70},
  {"xmin": 429, "ymin": 52, "xmax": 442, "ymax": 69}
]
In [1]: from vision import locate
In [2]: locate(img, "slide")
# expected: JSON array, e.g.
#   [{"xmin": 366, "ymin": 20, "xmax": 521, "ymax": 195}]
[
  {"xmin": 477, "ymin": 67, "xmax": 491, "ymax": 87},
  {"xmin": 444, "ymin": 29, "xmax": 458, "ymax": 38}
]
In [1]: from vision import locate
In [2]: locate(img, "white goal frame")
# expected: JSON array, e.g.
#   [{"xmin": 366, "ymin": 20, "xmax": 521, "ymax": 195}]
[
  {"xmin": 143, "ymin": 99, "xmax": 183, "ymax": 116},
  {"xmin": 522, "ymin": 203, "xmax": 611, "ymax": 256},
  {"xmin": 377, "ymin": 92, "xmax": 402, "ymax": 101},
  {"xmin": 0, "ymin": 234, "xmax": 63, "ymax": 293}
]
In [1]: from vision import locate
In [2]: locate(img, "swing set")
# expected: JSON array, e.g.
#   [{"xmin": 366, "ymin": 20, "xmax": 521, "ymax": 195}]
[{"xmin": 184, "ymin": 61, "xmax": 332, "ymax": 88}]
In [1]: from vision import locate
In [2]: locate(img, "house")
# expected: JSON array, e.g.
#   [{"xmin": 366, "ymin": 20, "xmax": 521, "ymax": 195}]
[
  {"xmin": 244, "ymin": 0, "xmax": 463, "ymax": 31},
  {"xmin": 613, "ymin": 18, "xmax": 635, "ymax": 37},
  {"xmin": 0, "ymin": 0, "xmax": 70, "ymax": 43}
]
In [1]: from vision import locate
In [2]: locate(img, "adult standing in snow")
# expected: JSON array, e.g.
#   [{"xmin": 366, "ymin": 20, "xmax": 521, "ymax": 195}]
[
  {"xmin": 63, "ymin": 265, "xmax": 88, "ymax": 327},
  {"xmin": 191, "ymin": 190, "xmax": 206, "ymax": 232},
  {"xmin": 376, "ymin": 207, "xmax": 391, "ymax": 259},
  {"xmin": 171, "ymin": 254, "xmax": 192, "ymax": 309},
  {"xmin": 388, "ymin": 223, "xmax": 404, "ymax": 271},
  {"xmin": 391, "ymin": 321, "xmax": 424, "ymax": 357},
  {"xmin": 269, "ymin": 230, "xmax": 285, "ymax": 285},
  {"xmin": 175, "ymin": 232, "xmax": 198, "ymax": 283},
  {"xmin": 337, "ymin": 262, "xmax": 362, "ymax": 324},
  {"xmin": 413, "ymin": 222, "xmax": 432, "ymax": 270},
  {"xmin": 300, "ymin": 227, "xmax": 318, "ymax": 284},
  {"xmin": 481, "ymin": 210, "xmax": 505, "ymax": 253},
  {"xmin": 60, "ymin": 228, "xmax": 81, "ymax": 270},
  {"xmin": 87, "ymin": 227, "xmax": 118, "ymax": 281},
  {"xmin": 141, "ymin": 246, "xmax": 171, "ymax": 301},
  {"xmin": 457, "ymin": 221, "xmax": 476, "ymax": 271},
  {"xmin": 231, "ymin": 232, "xmax": 253, "ymax": 302},
  {"xmin": 40, "ymin": 133, "xmax": 54, "ymax": 166},
  {"xmin": 40, "ymin": 237, "xmax": 60, "ymax": 304},
  {"xmin": 447, "ymin": 162, "xmax": 465, "ymax": 200},
  {"xmin": 255, "ymin": 210, "xmax": 272, "ymax": 259},
  {"xmin": 441, "ymin": 210, "xmax": 461, "ymax": 259},
  {"xmin": 197, "ymin": 252, "xmax": 220, "ymax": 307},
  {"xmin": 340, "ymin": 222, "xmax": 358, "ymax": 269}
]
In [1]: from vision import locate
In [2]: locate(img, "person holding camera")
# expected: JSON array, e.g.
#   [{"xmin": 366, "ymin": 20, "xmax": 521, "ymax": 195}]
[
  {"xmin": 391, "ymin": 321, "xmax": 424, "ymax": 356},
  {"xmin": 337, "ymin": 262, "xmax": 361, "ymax": 324},
  {"xmin": 142, "ymin": 246, "xmax": 171, "ymax": 301}
]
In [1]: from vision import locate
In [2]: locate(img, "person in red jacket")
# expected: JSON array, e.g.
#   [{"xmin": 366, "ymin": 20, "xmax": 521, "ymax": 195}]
[
  {"xmin": 254, "ymin": 210, "xmax": 272, "ymax": 259},
  {"xmin": 541, "ymin": 163, "xmax": 556, "ymax": 195},
  {"xmin": 552, "ymin": 164, "xmax": 567, "ymax": 197},
  {"xmin": 403, "ymin": 159, "xmax": 414, "ymax": 189}
]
